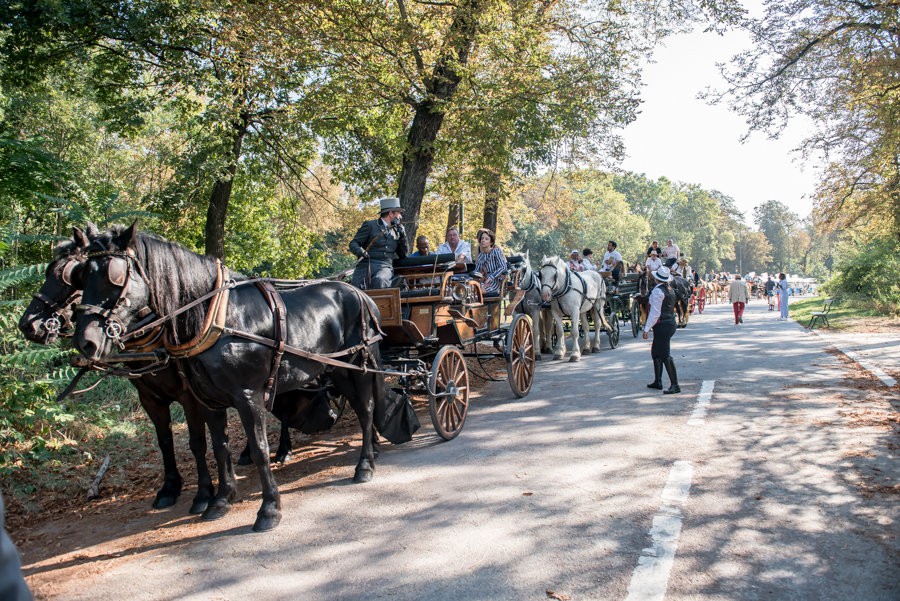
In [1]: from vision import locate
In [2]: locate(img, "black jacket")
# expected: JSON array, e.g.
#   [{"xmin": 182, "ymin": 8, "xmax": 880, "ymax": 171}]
[{"xmin": 348, "ymin": 219, "xmax": 408, "ymax": 262}]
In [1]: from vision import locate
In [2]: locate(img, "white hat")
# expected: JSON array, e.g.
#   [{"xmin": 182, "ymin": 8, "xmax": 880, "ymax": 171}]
[
  {"xmin": 570, "ymin": 249, "xmax": 579, "ymax": 255},
  {"xmin": 378, "ymin": 197, "xmax": 401, "ymax": 212},
  {"xmin": 653, "ymin": 265, "xmax": 673, "ymax": 282}
]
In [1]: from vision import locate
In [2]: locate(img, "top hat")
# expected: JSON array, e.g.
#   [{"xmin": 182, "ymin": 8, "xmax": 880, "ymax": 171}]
[{"xmin": 378, "ymin": 197, "xmax": 402, "ymax": 212}]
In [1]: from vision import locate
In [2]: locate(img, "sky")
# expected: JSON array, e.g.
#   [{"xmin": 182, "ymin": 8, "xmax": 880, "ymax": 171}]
[{"xmin": 619, "ymin": 23, "xmax": 819, "ymax": 225}]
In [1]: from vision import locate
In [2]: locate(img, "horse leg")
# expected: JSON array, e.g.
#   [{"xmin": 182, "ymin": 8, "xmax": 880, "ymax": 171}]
[
  {"xmin": 569, "ymin": 306, "xmax": 582, "ymax": 362},
  {"xmin": 236, "ymin": 441, "xmax": 253, "ymax": 466},
  {"xmin": 201, "ymin": 408, "xmax": 238, "ymax": 521},
  {"xmin": 590, "ymin": 304, "xmax": 603, "ymax": 352},
  {"xmin": 347, "ymin": 371, "xmax": 377, "ymax": 483},
  {"xmin": 275, "ymin": 419, "xmax": 292, "ymax": 464},
  {"xmin": 552, "ymin": 309, "xmax": 565, "ymax": 360},
  {"xmin": 540, "ymin": 308, "xmax": 553, "ymax": 355},
  {"xmin": 528, "ymin": 307, "xmax": 542, "ymax": 361},
  {"xmin": 233, "ymin": 394, "xmax": 282, "ymax": 532},
  {"xmin": 181, "ymin": 397, "xmax": 215, "ymax": 515},
  {"xmin": 137, "ymin": 392, "xmax": 182, "ymax": 510}
]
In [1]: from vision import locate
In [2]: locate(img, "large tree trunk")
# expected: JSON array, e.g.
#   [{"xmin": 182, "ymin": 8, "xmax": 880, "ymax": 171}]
[
  {"xmin": 397, "ymin": 0, "xmax": 481, "ymax": 241},
  {"xmin": 204, "ymin": 114, "xmax": 249, "ymax": 259},
  {"xmin": 482, "ymin": 169, "xmax": 501, "ymax": 233},
  {"xmin": 446, "ymin": 201, "xmax": 462, "ymax": 235},
  {"xmin": 397, "ymin": 101, "xmax": 446, "ymax": 241}
]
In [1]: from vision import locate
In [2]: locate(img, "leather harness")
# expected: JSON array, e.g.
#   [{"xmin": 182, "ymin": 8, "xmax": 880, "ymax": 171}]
[{"xmin": 77, "ymin": 250, "xmax": 385, "ymax": 411}]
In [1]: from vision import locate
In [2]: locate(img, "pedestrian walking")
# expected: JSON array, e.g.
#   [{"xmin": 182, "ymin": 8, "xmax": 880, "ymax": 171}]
[
  {"xmin": 777, "ymin": 272, "xmax": 790, "ymax": 319},
  {"xmin": 642, "ymin": 265, "xmax": 680, "ymax": 394},
  {"xmin": 765, "ymin": 276, "xmax": 776, "ymax": 311},
  {"xmin": 729, "ymin": 273, "xmax": 750, "ymax": 324}
]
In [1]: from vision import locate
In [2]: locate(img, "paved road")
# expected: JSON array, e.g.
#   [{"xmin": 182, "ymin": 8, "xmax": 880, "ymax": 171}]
[{"xmin": 23, "ymin": 300, "xmax": 899, "ymax": 600}]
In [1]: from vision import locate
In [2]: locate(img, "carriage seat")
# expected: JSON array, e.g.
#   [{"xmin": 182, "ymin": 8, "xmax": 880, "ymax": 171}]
[{"xmin": 400, "ymin": 288, "xmax": 442, "ymax": 299}]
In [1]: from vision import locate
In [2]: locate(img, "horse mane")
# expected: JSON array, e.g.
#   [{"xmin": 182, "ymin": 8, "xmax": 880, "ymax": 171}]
[{"xmin": 94, "ymin": 226, "xmax": 240, "ymax": 345}]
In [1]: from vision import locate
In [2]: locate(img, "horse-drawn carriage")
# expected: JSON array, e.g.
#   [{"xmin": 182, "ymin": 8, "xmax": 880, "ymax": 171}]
[
  {"xmin": 363, "ymin": 252, "xmax": 535, "ymax": 440},
  {"xmin": 20, "ymin": 226, "xmax": 534, "ymax": 531}
]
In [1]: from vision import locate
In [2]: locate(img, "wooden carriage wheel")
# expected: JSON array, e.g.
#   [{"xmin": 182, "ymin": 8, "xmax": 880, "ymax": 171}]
[
  {"xmin": 506, "ymin": 313, "xmax": 535, "ymax": 398},
  {"xmin": 607, "ymin": 312, "xmax": 620, "ymax": 349},
  {"xmin": 428, "ymin": 346, "xmax": 470, "ymax": 440},
  {"xmin": 630, "ymin": 300, "xmax": 641, "ymax": 337}
]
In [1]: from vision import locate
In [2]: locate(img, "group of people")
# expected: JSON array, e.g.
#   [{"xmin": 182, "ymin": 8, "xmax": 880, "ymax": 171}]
[
  {"xmin": 728, "ymin": 273, "xmax": 792, "ymax": 325},
  {"xmin": 566, "ymin": 242, "xmax": 624, "ymax": 290},
  {"xmin": 348, "ymin": 197, "xmax": 507, "ymax": 295}
]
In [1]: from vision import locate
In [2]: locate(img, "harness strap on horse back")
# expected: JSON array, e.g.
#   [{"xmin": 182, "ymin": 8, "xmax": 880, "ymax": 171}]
[
  {"xmin": 255, "ymin": 281, "xmax": 287, "ymax": 411},
  {"xmin": 164, "ymin": 261, "xmax": 230, "ymax": 358}
]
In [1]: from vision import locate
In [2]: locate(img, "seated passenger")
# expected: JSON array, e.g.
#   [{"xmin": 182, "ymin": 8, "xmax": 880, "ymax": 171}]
[
  {"xmin": 568, "ymin": 249, "xmax": 585, "ymax": 272},
  {"xmin": 645, "ymin": 250, "xmax": 662, "ymax": 272},
  {"xmin": 436, "ymin": 226, "xmax": 471, "ymax": 263},
  {"xmin": 413, "ymin": 235, "xmax": 435, "ymax": 256},
  {"xmin": 581, "ymin": 248, "xmax": 596, "ymax": 271},
  {"xmin": 474, "ymin": 228, "xmax": 507, "ymax": 296}
]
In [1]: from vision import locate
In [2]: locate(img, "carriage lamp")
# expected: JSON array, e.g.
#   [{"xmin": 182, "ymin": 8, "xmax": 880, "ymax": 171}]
[{"xmin": 451, "ymin": 282, "xmax": 469, "ymax": 303}]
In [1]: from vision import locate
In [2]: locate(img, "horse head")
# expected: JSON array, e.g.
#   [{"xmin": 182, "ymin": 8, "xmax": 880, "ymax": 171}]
[
  {"xmin": 18, "ymin": 225, "xmax": 97, "ymax": 344},
  {"xmin": 539, "ymin": 255, "xmax": 566, "ymax": 302},
  {"xmin": 74, "ymin": 222, "xmax": 155, "ymax": 360}
]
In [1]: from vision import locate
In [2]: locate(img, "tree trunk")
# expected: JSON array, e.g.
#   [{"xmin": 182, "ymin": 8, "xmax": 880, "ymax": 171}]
[
  {"xmin": 446, "ymin": 201, "xmax": 462, "ymax": 234},
  {"xmin": 204, "ymin": 114, "xmax": 249, "ymax": 259},
  {"xmin": 397, "ymin": 101, "xmax": 446, "ymax": 241},
  {"xmin": 397, "ymin": 0, "xmax": 481, "ymax": 241},
  {"xmin": 482, "ymin": 169, "xmax": 501, "ymax": 233}
]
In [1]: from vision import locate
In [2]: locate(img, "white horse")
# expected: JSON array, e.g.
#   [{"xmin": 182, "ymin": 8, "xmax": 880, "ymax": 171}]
[
  {"xmin": 539, "ymin": 255, "xmax": 609, "ymax": 362},
  {"xmin": 511, "ymin": 251, "xmax": 558, "ymax": 360}
]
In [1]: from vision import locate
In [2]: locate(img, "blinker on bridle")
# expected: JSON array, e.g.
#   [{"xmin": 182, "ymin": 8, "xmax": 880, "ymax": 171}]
[{"xmin": 74, "ymin": 248, "xmax": 153, "ymax": 348}]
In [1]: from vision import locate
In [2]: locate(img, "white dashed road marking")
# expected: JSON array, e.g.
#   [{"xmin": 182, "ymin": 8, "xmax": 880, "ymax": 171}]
[{"xmin": 625, "ymin": 381, "xmax": 715, "ymax": 600}]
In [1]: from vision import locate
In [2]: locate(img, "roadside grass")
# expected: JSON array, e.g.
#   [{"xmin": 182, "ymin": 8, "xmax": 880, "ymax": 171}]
[
  {"xmin": 2, "ymin": 375, "xmax": 161, "ymax": 519},
  {"xmin": 790, "ymin": 295, "xmax": 899, "ymax": 330}
]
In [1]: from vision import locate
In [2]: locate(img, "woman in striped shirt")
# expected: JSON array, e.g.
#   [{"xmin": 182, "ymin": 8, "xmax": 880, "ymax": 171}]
[{"xmin": 474, "ymin": 228, "xmax": 507, "ymax": 296}]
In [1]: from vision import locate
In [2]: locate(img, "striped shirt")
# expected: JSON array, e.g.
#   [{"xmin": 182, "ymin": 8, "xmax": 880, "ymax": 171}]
[{"xmin": 475, "ymin": 246, "xmax": 507, "ymax": 294}]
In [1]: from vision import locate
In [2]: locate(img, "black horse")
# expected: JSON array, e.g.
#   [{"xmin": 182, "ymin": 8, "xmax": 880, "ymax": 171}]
[
  {"xmin": 73, "ymin": 224, "xmax": 389, "ymax": 531},
  {"xmin": 18, "ymin": 227, "xmax": 217, "ymax": 514},
  {"xmin": 671, "ymin": 276, "xmax": 692, "ymax": 327}
]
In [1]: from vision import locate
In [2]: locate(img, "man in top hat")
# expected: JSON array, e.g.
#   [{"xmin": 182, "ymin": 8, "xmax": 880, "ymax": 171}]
[
  {"xmin": 348, "ymin": 196, "xmax": 409, "ymax": 289},
  {"xmin": 642, "ymin": 265, "xmax": 680, "ymax": 394}
]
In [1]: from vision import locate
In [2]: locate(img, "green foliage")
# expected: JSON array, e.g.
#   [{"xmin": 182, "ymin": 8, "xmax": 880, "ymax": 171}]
[{"xmin": 823, "ymin": 236, "xmax": 900, "ymax": 314}]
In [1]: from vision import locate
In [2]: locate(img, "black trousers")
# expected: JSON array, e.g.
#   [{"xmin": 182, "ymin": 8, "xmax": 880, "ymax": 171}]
[
  {"xmin": 650, "ymin": 319, "xmax": 676, "ymax": 359},
  {"xmin": 351, "ymin": 259, "xmax": 393, "ymax": 289}
]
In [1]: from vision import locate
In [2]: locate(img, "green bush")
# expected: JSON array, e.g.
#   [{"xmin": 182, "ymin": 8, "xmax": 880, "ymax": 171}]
[{"xmin": 823, "ymin": 235, "xmax": 900, "ymax": 314}]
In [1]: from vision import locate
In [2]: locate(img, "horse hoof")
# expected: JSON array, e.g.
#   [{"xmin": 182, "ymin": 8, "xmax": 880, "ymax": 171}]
[
  {"xmin": 553, "ymin": 354, "xmax": 564, "ymax": 361},
  {"xmin": 275, "ymin": 451, "xmax": 292, "ymax": 464},
  {"xmin": 236, "ymin": 454, "xmax": 253, "ymax": 466},
  {"xmin": 569, "ymin": 355, "xmax": 581, "ymax": 363},
  {"xmin": 201, "ymin": 500, "xmax": 231, "ymax": 521},
  {"xmin": 252, "ymin": 511, "xmax": 282, "ymax": 532},
  {"xmin": 189, "ymin": 498, "xmax": 210, "ymax": 515},
  {"xmin": 535, "ymin": 354, "xmax": 542, "ymax": 361},
  {"xmin": 152, "ymin": 494, "xmax": 178, "ymax": 510},
  {"xmin": 353, "ymin": 467, "xmax": 374, "ymax": 483}
]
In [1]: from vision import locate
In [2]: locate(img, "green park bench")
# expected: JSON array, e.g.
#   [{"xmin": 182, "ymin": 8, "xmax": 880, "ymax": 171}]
[{"xmin": 808, "ymin": 298, "xmax": 836, "ymax": 329}]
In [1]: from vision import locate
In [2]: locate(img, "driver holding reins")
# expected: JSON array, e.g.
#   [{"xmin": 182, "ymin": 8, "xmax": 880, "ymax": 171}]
[{"xmin": 349, "ymin": 197, "xmax": 409, "ymax": 289}]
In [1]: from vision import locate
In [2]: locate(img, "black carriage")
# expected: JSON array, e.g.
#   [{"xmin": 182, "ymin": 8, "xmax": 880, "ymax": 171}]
[{"xmin": 363, "ymin": 253, "xmax": 535, "ymax": 440}]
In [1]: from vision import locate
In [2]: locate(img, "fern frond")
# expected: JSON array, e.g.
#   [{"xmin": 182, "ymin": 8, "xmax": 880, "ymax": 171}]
[
  {"xmin": 103, "ymin": 210, "xmax": 160, "ymax": 224},
  {"xmin": 0, "ymin": 346, "xmax": 72, "ymax": 367},
  {"xmin": 0, "ymin": 264, "xmax": 48, "ymax": 292}
]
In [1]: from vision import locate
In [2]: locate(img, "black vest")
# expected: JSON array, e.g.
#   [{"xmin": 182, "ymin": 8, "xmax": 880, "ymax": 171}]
[{"xmin": 656, "ymin": 284, "xmax": 676, "ymax": 322}]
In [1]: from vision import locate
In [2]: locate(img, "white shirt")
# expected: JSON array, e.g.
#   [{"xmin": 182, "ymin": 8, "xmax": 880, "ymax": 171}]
[
  {"xmin": 580, "ymin": 259, "xmax": 596, "ymax": 271},
  {"xmin": 644, "ymin": 285, "xmax": 666, "ymax": 332},
  {"xmin": 436, "ymin": 239, "xmax": 472, "ymax": 261},
  {"xmin": 645, "ymin": 256, "xmax": 662, "ymax": 271},
  {"xmin": 662, "ymin": 243, "xmax": 679, "ymax": 259},
  {"xmin": 601, "ymin": 249, "xmax": 622, "ymax": 271}
]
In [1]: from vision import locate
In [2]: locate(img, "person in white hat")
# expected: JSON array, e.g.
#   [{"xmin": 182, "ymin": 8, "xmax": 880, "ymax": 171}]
[
  {"xmin": 642, "ymin": 265, "xmax": 680, "ymax": 394},
  {"xmin": 567, "ymin": 249, "xmax": 584, "ymax": 272},
  {"xmin": 645, "ymin": 249, "xmax": 662, "ymax": 272},
  {"xmin": 348, "ymin": 196, "xmax": 409, "ymax": 289}
]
